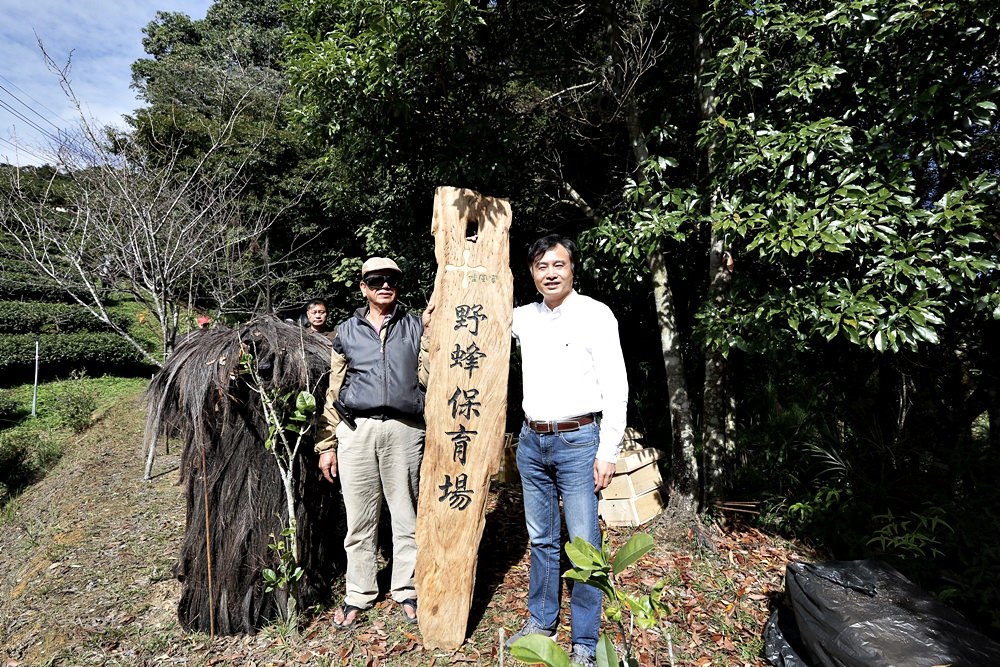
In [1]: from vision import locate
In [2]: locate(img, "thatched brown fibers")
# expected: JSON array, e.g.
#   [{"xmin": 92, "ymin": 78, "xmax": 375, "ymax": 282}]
[{"xmin": 145, "ymin": 317, "xmax": 343, "ymax": 634}]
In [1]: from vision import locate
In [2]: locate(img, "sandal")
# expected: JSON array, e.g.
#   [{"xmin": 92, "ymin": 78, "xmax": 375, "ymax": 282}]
[
  {"xmin": 332, "ymin": 602, "xmax": 363, "ymax": 630},
  {"xmin": 400, "ymin": 598, "xmax": 418, "ymax": 624}
]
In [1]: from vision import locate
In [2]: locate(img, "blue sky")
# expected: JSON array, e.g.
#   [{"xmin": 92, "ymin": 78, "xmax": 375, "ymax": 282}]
[{"xmin": 0, "ymin": 0, "xmax": 214, "ymax": 166}]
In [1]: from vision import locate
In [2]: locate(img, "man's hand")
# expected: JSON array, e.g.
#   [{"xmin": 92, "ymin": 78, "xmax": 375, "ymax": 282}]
[
  {"xmin": 594, "ymin": 459, "xmax": 616, "ymax": 492},
  {"xmin": 319, "ymin": 450, "xmax": 338, "ymax": 483},
  {"xmin": 421, "ymin": 303, "xmax": 435, "ymax": 330}
]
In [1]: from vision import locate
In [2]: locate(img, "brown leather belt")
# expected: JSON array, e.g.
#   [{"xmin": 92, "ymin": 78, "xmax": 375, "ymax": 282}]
[{"xmin": 526, "ymin": 413, "xmax": 599, "ymax": 434}]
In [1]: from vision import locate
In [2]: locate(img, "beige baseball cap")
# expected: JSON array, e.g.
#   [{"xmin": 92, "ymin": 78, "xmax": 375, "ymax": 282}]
[{"xmin": 361, "ymin": 256, "xmax": 401, "ymax": 277}]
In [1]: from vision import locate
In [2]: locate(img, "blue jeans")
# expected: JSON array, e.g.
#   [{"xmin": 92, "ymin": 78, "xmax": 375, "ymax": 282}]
[{"xmin": 516, "ymin": 421, "xmax": 602, "ymax": 653}]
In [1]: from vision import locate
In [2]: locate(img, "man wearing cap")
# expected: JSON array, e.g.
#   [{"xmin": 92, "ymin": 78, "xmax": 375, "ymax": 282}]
[
  {"xmin": 505, "ymin": 235, "xmax": 628, "ymax": 667},
  {"xmin": 315, "ymin": 257, "xmax": 431, "ymax": 629}
]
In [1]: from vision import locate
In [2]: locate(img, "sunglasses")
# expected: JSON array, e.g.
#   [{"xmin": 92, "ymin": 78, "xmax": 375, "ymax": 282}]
[{"xmin": 363, "ymin": 274, "xmax": 400, "ymax": 289}]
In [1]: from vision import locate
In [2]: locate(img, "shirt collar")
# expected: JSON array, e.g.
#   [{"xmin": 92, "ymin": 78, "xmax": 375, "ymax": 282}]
[{"xmin": 540, "ymin": 289, "xmax": 578, "ymax": 314}]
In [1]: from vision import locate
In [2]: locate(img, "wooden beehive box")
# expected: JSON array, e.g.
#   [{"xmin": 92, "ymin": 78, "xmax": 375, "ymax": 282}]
[
  {"xmin": 599, "ymin": 488, "xmax": 667, "ymax": 527},
  {"xmin": 598, "ymin": 446, "xmax": 666, "ymax": 527},
  {"xmin": 620, "ymin": 426, "xmax": 645, "ymax": 452}
]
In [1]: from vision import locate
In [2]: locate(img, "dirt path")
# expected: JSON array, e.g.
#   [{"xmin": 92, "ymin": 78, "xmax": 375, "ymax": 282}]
[{"xmin": 0, "ymin": 391, "xmax": 184, "ymax": 666}]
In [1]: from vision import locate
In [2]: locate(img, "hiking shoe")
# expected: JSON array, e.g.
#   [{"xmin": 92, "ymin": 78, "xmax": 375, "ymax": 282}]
[
  {"xmin": 570, "ymin": 644, "xmax": 597, "ymax": 667},
  {"xmin": 505, "ymin": 618, "xmax": 556, "ymax": 647}
]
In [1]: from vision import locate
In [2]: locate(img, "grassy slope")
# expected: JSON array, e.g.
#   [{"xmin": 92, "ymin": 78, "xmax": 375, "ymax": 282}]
[{"xmin": 0, "ymin": 386, "xmax": 800, "ymax": 666}]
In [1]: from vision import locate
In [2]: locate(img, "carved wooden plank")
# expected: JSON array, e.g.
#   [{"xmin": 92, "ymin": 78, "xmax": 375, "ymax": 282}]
[{"xmin": 416, "ymin": 186, "xmax": 512, "ymax": 649}]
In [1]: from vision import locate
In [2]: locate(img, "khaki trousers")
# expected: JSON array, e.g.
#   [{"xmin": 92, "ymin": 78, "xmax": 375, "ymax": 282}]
[{"xmin": 336, "ymin": 416, "xmax": 424, "ymax": 608}]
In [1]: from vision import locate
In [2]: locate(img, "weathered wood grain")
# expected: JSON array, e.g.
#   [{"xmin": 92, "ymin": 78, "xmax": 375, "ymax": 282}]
[{"xmin": 415, "ymin": 186, "xmax": 512, "ymax": 649}]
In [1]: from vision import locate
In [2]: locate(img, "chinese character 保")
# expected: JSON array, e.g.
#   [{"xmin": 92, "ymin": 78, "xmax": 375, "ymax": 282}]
[
  {"xmin": 454, "ymin": 304, "xmax": 488, "ymax": 336},
  {"xmin": 438, "ymin": 473, "xmax": 474, "ymax": 511},
  {"xmin": 447, "ymin": 386, "xmax": 482, "ymax": 420},
  {"xmin": 450, "ymin": 341, "xmax": 487, "ymax": 378},
  {"xmin": 446, "ymin": 424, "xmax": 477, "ymax": 465}
]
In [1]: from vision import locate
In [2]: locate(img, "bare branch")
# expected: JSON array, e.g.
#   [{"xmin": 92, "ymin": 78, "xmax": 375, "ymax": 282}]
[{"xmin": 1, "ymin": 44, "xmax": 292, "ymax": 365}]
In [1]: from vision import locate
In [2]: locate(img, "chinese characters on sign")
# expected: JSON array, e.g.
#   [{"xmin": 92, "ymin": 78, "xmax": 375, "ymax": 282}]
[
  {"xmin": 454, "ymin": 304, "xmax": 487, "ymax": 335},
  {"xmin": 437, "ymin": 303, "xmax": 489, "ymax": 511},
  {"xmin": 437, "ymin": 473, "xmax": 473, "ymax": 510}
]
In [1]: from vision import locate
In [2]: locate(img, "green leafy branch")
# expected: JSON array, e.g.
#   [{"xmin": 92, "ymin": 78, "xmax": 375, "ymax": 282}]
[
  {"xmin": 262, "ymin": 527, "xmax": 305, "ymax": 593},
  {"xmin": 238, "ymin": 344, "xmax": 317, "ymax": 625},
  {"xmin": 510, "ymin": 533, "xmax": 669, "ymax": 667}
]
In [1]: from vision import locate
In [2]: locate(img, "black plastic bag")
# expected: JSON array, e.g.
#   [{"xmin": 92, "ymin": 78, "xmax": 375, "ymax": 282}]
[{"xmin": 763, "ymin": 560, "xmax": 1000, "ymax": 667}]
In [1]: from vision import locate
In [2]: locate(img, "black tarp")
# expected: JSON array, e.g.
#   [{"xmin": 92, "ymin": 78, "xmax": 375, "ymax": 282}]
[{"xmin": 764, "ymin": 560, "xmax": 1000, "ymax": 667}]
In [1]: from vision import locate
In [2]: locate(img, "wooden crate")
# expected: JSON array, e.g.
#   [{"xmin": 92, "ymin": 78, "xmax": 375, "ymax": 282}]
[
  {"xmin": 600, "ymin": 456, "xmax": 663, "ymax": 500},
  {"xmin": 599, "ymin": 487, "xmax": 666, "ymax": 527},
  {"xmin": 621, "ymin": 427, "xmax": 645, "ymax": 452},
  {"xmin": 614, "ymin": 447, "xmax": 664, "ymax": 473}
]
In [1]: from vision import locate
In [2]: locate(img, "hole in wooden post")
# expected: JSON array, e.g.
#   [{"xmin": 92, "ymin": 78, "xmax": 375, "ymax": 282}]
[{"xmin": 465, "ymin": 219, "xmax": 479, "ymax": 243}]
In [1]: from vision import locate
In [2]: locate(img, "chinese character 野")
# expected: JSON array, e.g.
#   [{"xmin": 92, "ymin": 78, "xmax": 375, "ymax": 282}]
[
  {"xmin": 446, "ymin": 424, "xmax": 478, "ymax": 465},
  {"xmin": 447, "ymin": 386, "xmax": 482, "ymax": 420},
  {"xmin": 438, "ymin": 473, "xmax": 474, "ymax": 511},
  {"xmin": 454, "ymin": 303, "xmax": 488, "ymax": 336},
  {"xmin": 450, "ymin": 341, "xmax": 487, "ymax": 378}
]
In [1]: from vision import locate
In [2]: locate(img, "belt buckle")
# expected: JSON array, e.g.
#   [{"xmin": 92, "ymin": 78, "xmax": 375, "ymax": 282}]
[
  {"xmin": 553, "ymin": 418, "xmax": 581, "ymax": 434},
  {"xmin": 530, "ymin": 419, "xmax": 552, "ymax": 434}
]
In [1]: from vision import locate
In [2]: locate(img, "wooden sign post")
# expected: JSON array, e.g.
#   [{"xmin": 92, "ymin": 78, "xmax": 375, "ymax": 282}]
[{"xmin": 416, "ymin": 186, "xmax": 512, "ymax": 649}]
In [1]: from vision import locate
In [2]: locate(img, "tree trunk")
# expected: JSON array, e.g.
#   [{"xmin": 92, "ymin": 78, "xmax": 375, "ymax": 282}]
[
  {"xmin": 624, "ymin": 70, "xmax": 699, "ymax": 517},
  {"xmin": 695, "ymin": 2, "xmax": 734, "ymax": 508},
  {"xmin": 647, "ymin": 249, "xmax": 698, "ymax": 515}
]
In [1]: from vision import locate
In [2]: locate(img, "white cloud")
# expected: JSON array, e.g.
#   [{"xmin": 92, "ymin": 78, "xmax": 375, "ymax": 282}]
[{"xmin": 0, "ymin": 0, "xmax": 214, "ymax": 165}]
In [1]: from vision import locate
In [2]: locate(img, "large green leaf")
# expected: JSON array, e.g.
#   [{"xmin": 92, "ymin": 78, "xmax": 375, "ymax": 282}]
[
  {"xmin": 596, "ymin": 635, "xmax": 621, "ymax": 667},
  {"xmin": 565, "ymin": 536, "xmax": 606, "ymax": 571},
  {"xmin": 509, "ymin": 635, "xmax": 571, "ymax": 667},
  {"xmin": 611, "ymin": 533, "xmax": 654, "ymax": 575}
]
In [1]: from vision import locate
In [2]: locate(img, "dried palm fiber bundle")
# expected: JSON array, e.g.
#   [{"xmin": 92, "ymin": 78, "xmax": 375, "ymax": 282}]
[{"xmin": 145, "ymin": 317, "xmax": 342, "ymax": 634}]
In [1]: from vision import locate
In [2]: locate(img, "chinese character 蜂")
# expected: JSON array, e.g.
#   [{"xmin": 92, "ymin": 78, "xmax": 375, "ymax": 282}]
[{"xmin": 450, "ymin": 341, "xmax": 487, "ymax": 378}]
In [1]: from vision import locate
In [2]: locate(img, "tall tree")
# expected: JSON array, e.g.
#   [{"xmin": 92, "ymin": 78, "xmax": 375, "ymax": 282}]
[
  {"xmin": 129, "ymin": 0, "xmax": 343, "ymax": 315},
  {"xmin": 284, "ymin": 0, "xmax": 708, "ymax": 521}
]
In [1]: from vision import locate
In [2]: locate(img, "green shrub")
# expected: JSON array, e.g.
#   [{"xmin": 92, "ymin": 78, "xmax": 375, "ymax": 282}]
[
  {"xmin": 0, "ymin": 389, "xmax": 18, "ymax": 424},
  {"xmin": 0, "ymin": 430, "xmax": 37, "ymax": 495},
  {"xmin": 50, "ymin": 372, "xmax": 98, "ymax": 433},
  {"xmin": 0, "ymin": 428, "xmax": 64, "ymax": 506},
  {"xmin": 30, "ymin": 429, "xmax": 64, "ymax": 469},
  {"xmin": 0, "ymin": 261, "xmax": 68, "ymax": 302},
  {"xmin": 0, "ymin": 332, "xmax": 145, "ymax": 371},
  {"xmin": 0, "ymin": 300, "xmax": 131, "ymax": 334}
]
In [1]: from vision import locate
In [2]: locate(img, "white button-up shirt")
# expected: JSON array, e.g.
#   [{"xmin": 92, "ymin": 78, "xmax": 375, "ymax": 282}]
[{"xmin": 512, "ymin": 290, "xmax": 628, "ymax": 463}]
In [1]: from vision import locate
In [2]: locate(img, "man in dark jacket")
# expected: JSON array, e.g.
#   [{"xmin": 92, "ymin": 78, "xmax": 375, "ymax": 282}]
[{"xmin": 315, "ymin": 256, "xmax": 429, "ymax": 629}]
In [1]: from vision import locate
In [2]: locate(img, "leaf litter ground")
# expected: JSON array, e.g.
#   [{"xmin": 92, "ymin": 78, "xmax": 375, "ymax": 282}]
[{"xmin": 0, "ymin": 390, "xmax": 806, "ymax": 666}]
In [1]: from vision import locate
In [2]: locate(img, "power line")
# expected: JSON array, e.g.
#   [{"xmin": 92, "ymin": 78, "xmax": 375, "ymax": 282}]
[
  {"xmin": 0, "ymin": 72, "xmax": 63, "ymax": 124},
  {"xmin": 0, "ymin": 135, "xmax": 52, "ymax": 164},
  {"xmin": 0, "ymin": 81, "xmax": 61, "ymax": 132},
  {"xmin": 0, "ymin": 98, "xmax": 63, "ymax": 144}
]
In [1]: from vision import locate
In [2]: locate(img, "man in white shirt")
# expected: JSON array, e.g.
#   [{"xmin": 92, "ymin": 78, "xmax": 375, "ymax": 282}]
[{"xmin": 506, "ymin": 235, "xmax": 628, "ymax": 667}]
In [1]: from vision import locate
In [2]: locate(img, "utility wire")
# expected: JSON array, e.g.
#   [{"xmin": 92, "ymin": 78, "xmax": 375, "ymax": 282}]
[
  {"xmin": 0, "ymin": 72, "xmax": 63, "ymax": 125},
  {"xmin": 0, "ymin": 81, "xmax": 61, "ymax": 131},
  {"xmin": 0, "ymin": 135, "xmax": 52, "ymax": 164},
  {"xmin": 0, "ymin": 98, "xmax": 63, "ymax": 145}
]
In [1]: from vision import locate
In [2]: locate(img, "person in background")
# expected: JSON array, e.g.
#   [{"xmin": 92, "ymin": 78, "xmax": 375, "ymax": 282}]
[
  {"xmin": 505, "ymin": 235, "xmax": 629, "ymax": 667},
  {"xmin": 304, "ymin": 298, "xmax": 335, "ymax": 341},
  {"xmin": 314, "ymin": 257, "xmax": 431, "ymax": 629}
]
